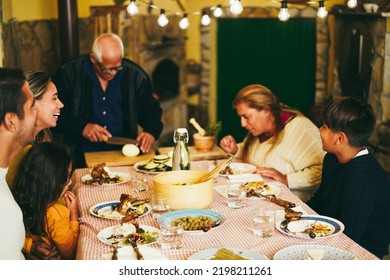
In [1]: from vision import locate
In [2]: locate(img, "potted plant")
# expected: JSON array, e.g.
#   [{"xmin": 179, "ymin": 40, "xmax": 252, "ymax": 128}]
[{"xmin": 190, "ymin": 118, "xmax": 222, "ymax": 152}]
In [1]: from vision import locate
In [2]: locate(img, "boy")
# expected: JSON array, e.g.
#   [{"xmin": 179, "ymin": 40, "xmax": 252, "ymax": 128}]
[{"xmin": 307, "ymin": 97, "xmax": 390, "ymax": 259}]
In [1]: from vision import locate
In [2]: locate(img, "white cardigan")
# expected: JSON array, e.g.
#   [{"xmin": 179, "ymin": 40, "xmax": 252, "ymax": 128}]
[{"xmin": 236, "ymin": 116, "xmax": 325, "ymax": 202}]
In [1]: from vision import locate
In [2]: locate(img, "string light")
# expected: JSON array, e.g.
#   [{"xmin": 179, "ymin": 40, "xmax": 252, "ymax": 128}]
[
  {"xmin": 201, "ymin": 10, "xmax": 211, "ymax": 26},
  {"xmin": 157, "ymin": 9, "xmax": 169, "ymax": 27},
  {"xmin": 213, "ymin": 5, "xmax": 223, "ymax": 18},
  {"xmin": 278, "ymin": 1, "xmax": 290, "ymax": 22},
  {"xmin": 347, "ymin": 0, "xmax": 358, "ymax": 9},
  {"xmin": 317, "ymin": 1, "xmax": 328, "ymax": 18},
  {"xmin": 125, "ymin": 1, "xmax": 331, "ymax": 28},
  {"xmin": 127, "ymin": 0, "xmax": 139, "ymax": 16},
  {"xmin": 230, "ymin": 0, "xmax": 243, "ymax": 16},
  {"xmin": 179, "ymin": 13, "xmax": 189, "ymax": 30}
]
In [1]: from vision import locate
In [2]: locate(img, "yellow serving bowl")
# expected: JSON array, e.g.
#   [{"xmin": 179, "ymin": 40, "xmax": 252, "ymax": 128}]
[{"xmin": 152, "ymin": 170, "xmax": 213, "ymax": 210}]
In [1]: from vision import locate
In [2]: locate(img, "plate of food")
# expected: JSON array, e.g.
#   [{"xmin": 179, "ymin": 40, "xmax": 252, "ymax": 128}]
[
  {"xmin": 89, "ymin": 200, "xmax": 151, "ymax": 220},
  {"xmin": 214, "ymin": 181, "xmax": 281, "ymax": 199},
  {"xmin": 102, "ymin": 246, "xmax": 169, "ymax": 260},
  {"xmin": 81, "ymin": 163, "xmax": 131, "ymax": 186},
  {"xmin": 97, "ymin": 224, "xmax": 159, "ymax": 246},
  {"xmin": 157, "ymin": 209, "xmax": 225, "ymax": 233},
  {"xmin": 273, "ymin": 245, "xmax": 355, "ymax": 260},
  {"xmin": 219, "ymin": 163, "xmax": 256, "ymax": 176},
  {"xmin": 188, "ymin": 247, "xmax": 269, "ymax": 260},
  {"xmin": 134, "ymin": 154, "xmax": 172, "ymax": 175},
  {"xmin": 276, "ymin": 215, "xmax": 345, "ymax": 239}
]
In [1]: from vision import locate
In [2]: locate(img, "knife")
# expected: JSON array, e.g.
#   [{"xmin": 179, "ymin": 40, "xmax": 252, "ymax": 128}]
[
  {"xmin": 130, "ymin": 239, "xmax": 144, "ymax": 260},
  {"xmin": 105, "ymin": 136, "xmax": 138, "ymax": 146}
]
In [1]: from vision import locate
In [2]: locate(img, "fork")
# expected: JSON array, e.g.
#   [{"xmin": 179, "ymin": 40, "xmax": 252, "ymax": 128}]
[
  {"xmin": 111, "ymin": 243, "xmax": 119, "ymax": 260},
  {"xmin": 130, "ymin": 240, "xmax": 144, "ymax": 260}
]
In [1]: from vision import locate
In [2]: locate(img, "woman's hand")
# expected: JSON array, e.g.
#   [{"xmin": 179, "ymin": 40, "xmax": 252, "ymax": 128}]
[
  {"xmin": 219, "ymin": 135, "xmax": 238, "ymax": 155},
  {"xmin": 254, "ymin": 167, "xmax": 288, "ymax": 186}
]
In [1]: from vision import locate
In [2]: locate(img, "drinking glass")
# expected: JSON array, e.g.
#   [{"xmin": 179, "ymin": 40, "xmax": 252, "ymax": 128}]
[
  {"xmin": 159, "ymin": 220, "xmax": 184, "ymax": 250},
  {"xmin": 227, "ymin": 183, "xmax": 246, "ymax": 208},
  {"xmin": 251, "ymin": 208, "xmax": 275, "ymax": 238},
  {"xmin": 151, "ymin": 193, "xmax": 171, "ymax": 219}
]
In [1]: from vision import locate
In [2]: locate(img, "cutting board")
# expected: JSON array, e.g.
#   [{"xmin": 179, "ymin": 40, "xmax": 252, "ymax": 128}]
[
  {"xmin": 158, "ymin": 145, "xmax": 229, "ymax": 161},
  {"xmin": 84, "ymin": 150, "xmax": 155, "ymax": 167}
]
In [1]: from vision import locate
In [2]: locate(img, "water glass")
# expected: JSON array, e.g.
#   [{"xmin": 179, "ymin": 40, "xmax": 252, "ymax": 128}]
[
  {"xmin": 151, "ymin": 193, "xmax": 171, "ymax": 219},
  {"xmin": 251, "ymin": 208, "xmax": 275, "ymax": 238},
  {"xmin": 227, "ymin": 183, "xmax": 246, "ymax": 208},
  {"xmin": 159, "ymin": 220, "xmax": 184, "ymax": 250}
]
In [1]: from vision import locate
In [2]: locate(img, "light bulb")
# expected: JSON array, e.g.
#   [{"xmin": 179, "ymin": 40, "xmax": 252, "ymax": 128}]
[
  {"xmin": 347, "ymin": 0, "xmax": 358, "ymax": 9},
  {"xmin": 230, "ymin": 0, "xmax": 243, "ymax": 16},
  {"xmin": 278, "ymin": 1, "xmax": 290, "ymax": 22},
  {"xmin": 201, "ymin": 11, "xmax": 211, "ymax": 26},
  {"xmin": 317, "ymin": 1, "xmax": 328, "ymax": 18},
  {"xmin": 179, "ymin": 14, "xmax": 189, "ymax": 30},
  {"xmin": 157, "ymin": 9, "xmax": 169, "ymax": 27},
  {"xmin": 213, "ymin": 5, "xmax": 223, "ymax": 18},
  {"xmin": 127, "ymin": 0, "xmax": 138, "ymax": 16}
]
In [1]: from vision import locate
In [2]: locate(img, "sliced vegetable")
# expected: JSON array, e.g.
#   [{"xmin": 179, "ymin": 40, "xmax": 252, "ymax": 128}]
[{"xmin": 122, "ymin": 144, "xmax": 140, "ymax": 157}]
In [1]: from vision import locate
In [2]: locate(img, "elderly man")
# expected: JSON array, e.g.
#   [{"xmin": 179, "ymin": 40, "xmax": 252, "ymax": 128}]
[
  {"xmin": 52, "ymin": 33, "xmax": 163, "ymax": 167},
  {"xmin": 0, "ymin": 68, "xmax": 37, "ymax": 259}
]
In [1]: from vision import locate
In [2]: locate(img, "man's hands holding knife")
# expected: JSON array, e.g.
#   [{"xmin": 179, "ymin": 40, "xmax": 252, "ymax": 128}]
[{"xmin": 82, "ymin": 123, "xmax": 156, "ymax": 153}]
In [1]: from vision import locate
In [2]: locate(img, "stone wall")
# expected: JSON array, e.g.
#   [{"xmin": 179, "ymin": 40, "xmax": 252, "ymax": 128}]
[{"xmin": 333, "ymin": 13, "xmax": 390, "ymax": 173}]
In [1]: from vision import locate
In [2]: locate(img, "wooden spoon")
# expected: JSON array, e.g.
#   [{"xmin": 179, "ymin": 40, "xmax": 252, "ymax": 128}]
[{"xmin": 197, "ymin": 156, "xmax": 233, "ymax": 183}]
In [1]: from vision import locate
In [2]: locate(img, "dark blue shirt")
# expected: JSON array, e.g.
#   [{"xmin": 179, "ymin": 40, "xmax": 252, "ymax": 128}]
[{"xmin": 81, "ymin": 59, "xmax": 125, "ymax": 152}]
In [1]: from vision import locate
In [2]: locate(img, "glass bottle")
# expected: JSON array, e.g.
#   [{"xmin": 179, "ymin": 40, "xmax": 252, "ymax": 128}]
[{"xmin": 172, "ymin": 128, "xmax": 190, "ymax": 170}]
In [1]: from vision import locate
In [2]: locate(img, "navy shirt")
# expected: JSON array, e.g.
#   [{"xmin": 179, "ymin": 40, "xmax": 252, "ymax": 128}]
[{"xmin": 81, "ymin": 59, "xmax": 125, "ymax": 152}]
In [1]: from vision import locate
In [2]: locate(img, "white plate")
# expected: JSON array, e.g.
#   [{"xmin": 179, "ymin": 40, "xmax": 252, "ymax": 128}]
[
  {"xmin": 276, "ymin": 215, "xmax": 345, "ymax": 239},
  {"xmin": 214, "ymin": 182, "xmax": 281, "ymax": 198},
  {"xmin": 273, "ymin": 245, "xmax": 354, "ymax": 260},
  {"xmin": 102, "ymin": 246, "xmax": 168, "ymax": 260},
  {"xmin": 219, "ymin": 163, "xmax": 256, "ymax": 176},
  {"xmin": 97, "ymin": 224, "xmax": 159, "ymax": 246},
  {"xmin": 89, "ymin": 201, "xmax": 151, "ymax": 220},
  {"xmin": 188, "ymin": 247, "xmax": 269, "ymax": 260},
  {"xmin": 81, "ymin": 172, "xmax": 131, "ymax": 186}
]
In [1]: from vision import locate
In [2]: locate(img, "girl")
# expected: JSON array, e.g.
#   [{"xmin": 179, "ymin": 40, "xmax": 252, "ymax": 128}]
[{"xmin": 12, "ymin": 142, "xmax": 79, "ymax": 260}]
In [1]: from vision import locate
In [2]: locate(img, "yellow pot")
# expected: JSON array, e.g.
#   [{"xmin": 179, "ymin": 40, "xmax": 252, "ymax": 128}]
[
  {"xmin": 152, "ymin": 170, "xmax": 213, "ymax": 210},
  {"xmin": 193, "ymin": 133, "xmax": 216, "ymax": 152}
]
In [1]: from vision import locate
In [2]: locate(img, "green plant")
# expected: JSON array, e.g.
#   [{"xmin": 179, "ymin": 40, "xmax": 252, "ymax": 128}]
[{"xmin": 205, "ymin": 121, "xmax": 222, "ymax": 136}]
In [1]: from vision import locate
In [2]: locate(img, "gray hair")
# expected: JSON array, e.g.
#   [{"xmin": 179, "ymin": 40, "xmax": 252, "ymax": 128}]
[{"xmin": 92, "ymin": 33, "xmax": 124, "ymax": 62}]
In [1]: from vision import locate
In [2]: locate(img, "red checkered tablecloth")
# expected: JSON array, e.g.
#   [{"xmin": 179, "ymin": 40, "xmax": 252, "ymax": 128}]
[{"xmin": 72, "ymin": 161, "xmax": 378, "ymax": 260}]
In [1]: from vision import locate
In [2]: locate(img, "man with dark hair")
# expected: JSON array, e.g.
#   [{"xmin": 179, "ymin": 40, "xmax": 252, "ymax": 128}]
[
  {"xmin": 307, "ymin": 97, "xmax": 390, "ymax": 259},
  {"xmin": 0, "ymin": 68, "xmax": 37, "ymax": 259},
  {"xmin": 52, "ymin": 33, "xmax": 163, "ymax": 167}
]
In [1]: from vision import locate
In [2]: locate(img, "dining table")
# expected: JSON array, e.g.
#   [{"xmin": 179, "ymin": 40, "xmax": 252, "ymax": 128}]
[{"xmin": 71, "ymin": 160, "xmax": 379, "ymax": 260}]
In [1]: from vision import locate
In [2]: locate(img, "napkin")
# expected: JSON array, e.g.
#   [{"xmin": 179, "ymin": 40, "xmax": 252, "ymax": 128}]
[{"xmin": 227, "ymin": 173, "xmax": 263, "ymax": 183}]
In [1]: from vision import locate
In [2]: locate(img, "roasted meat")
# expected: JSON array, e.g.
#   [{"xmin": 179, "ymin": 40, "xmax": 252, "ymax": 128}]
[{"xmin": 91, "ymin": 163, "xmax": 109, "ymax": 180}]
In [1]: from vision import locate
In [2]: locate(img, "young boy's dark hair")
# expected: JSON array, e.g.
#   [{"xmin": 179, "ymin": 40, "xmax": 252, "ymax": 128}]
[{"xmin": 322, "ymin": 97, "xmax": 376, "ymax": 147}]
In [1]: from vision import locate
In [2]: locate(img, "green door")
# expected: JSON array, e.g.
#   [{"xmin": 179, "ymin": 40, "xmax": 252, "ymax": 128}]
[{"xmin": 216, "ymin": 18, "xmax": 316, "ymax": 142}]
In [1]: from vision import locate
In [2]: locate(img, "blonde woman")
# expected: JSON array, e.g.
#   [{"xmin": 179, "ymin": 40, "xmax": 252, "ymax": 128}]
[{"xmin": 220, "ymin": 84, "xmax": 325, "ymax": 202}]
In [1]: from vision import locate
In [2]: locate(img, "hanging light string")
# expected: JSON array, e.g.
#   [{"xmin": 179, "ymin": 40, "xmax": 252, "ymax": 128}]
[{"xmin": 125, "ymin": 0, "xmax": 330, "ymax": 27}]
